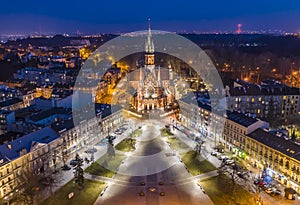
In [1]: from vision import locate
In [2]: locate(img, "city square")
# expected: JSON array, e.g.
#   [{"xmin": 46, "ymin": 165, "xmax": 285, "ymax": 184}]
[{"xmin": 1, "ymin": 1, "xmax": 300, "ymax": 205}]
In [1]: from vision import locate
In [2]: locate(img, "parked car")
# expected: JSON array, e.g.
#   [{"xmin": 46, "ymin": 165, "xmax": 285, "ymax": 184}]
[
  {"xmin": 265, "ymin": 187, "xmax": 280, "ymax": 196},
  {"xmin": 106, "ymin": 135, "xmax": 116, "ymax": 140},
  {"xmin": 85, "ymin": 147, "xmax": 97, "ymax": 154},
  {"xmin": 254, "ymin": 179, "xmax": 261, "ymax": 185},
  {"xmin": 273, "ymin": 189, "xmax": 281, "ymax": 195},
  {"xmin": 225, "ymin": 159, "xmax": 235, "ymax": 165},
  {"xmin": 258, "ymin": 181, "xmax": 266, "ymax": 187},
  {"xmin": 70, "ymin": 159, "xmax": 78, "ymax": 166},
  {"xmin": 237, "ymin": 172, "xmax": 246, "ymax": 178},
  {"xmin": 211, "ymin": 151, "xmax": 219, "ymax": 157},
  {"xmin": 62, "ymin": 165, "xmax": 71, "ymax": 171},
  {"xmin": 114, "ymin": 131, "xmax": 122, "ymax": 135},
  {"xmin": 263, "ymin": 184, "xmax": 271, "ymax": 190},
  {"xmin": 265, "ymin": 187, "xmax": 273, "ymax": 194},
  {"xmin": 219, "ymin": 155, "xmax": 229, "ymax": 161}
]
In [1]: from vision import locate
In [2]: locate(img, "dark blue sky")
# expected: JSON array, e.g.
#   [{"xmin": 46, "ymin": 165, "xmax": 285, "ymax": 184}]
[{"xmin": 1, "ymin": 0, "xmax": 300, "ymax": 34}]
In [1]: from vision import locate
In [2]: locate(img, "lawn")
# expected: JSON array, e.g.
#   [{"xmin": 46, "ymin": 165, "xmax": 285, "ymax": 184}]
[
  {"xmin": 115, "ymin": 138, "xmax": 136, "ymax": 152},
  {"xmin": 41, "ymin": 179, "xmax": 107, "ymax": 205},
  {"xmin": 161, "ymin": 128, "xmax": 174, "ymax": 136},
  {"xmin": 167, "ymin": 137, "xmax": 189, "ymax": 151},
  {"xmin": 181, "ymin": 151, "xmax": 216, "ymax": 175},
  {"xmin": 130, "ymin": 128, "xmax": 142, "ymax": 137},
  {"xmin": 84, "ymin": 153, "xmax": 125, "ymax": 178},
  {"xmin": 199, "ymin": 174, "xmax": 255, "ymax": 205}
]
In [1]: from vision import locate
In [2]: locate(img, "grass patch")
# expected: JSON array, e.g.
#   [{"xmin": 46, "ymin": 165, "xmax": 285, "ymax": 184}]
[
  {"xmin": 115, "ymin": 138, "xmax": 136, "ymax": 152},
  {"xmin": 200, "ymin": 174, "xmax": 255, "ymax": 205},
  {"xmin": 41, "ymin": 179, "xmax": 106, "ymax": 205},
  {"xmin": 167, "ymin": 137, "xmax": 189, "ymax": 150},
  {"xmin": 161, "ymin": 128, "xmax": 174, "ymax": 136},
  {"xmin": 84, "ymin": 153, "xmax": 125, "ymax": 178},
  {"xmin": 130, "ymin": 128, "xmax": 142, "ymax": 137},
  {"xmin": 181, "ymin": 151, "xmax": 216, "ymax": 175}
]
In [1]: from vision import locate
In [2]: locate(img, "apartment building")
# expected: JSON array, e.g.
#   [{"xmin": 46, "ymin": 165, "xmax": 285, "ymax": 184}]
[
  {"xmin": 0, "ymin": 104, "xmax": 123, "ymax": 199},
  {"xmin": 179, "ymin": 94, "xmax": 300, "ymax": 193},
  {"xmin": 225, "ymin": 79, "xmax": 300, "ymax": 120}
]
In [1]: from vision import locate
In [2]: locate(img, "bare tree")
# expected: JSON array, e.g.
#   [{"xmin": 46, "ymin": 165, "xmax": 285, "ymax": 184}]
[
  {"xmin": 14, "ymin": 156, "xmax": 40, "ymax": 205},
  {"xmin": 193, "ymin": 140, "xmax": 205, "ymax": 157}
]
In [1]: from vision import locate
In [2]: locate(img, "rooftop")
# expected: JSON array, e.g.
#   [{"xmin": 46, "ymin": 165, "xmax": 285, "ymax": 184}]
[
  {"xmin": 0, "ymin": 132, "xmax": 23, "ymax": 145},
  {"xmin": 228, "ymin": 79, "xmax": 300, "ymax": 96},
  {"xmin": 28, "ymin": 107, "xmax": 72, "ymax": 122},
  {"xmin": 180, "ymin": 94, "xmax": 212, "ymax": 112},
  {"xmin": 248, "ymin": 129, "xmax": 300, "ymax": 161},
  {"xmin": 53, "ymin": 104, "xmax": 122, "ymax": 133},
  {"xmin": 226, "ymin": 111, "xmax": 258, "ymax": 127},
  {"xmin": 0, "ymin": 98, "xmax": 23, "ymax": 108},
  {"xmin": 0, "ymin": 127, "xmax": 59, "ymax": 164},
  {"xmin": 51, "ymin": 119, "xmax": 74, "ymax": 133},
  {"xmin": 180, "ymin": 94, "xmax": 260, "ymax": 127}
]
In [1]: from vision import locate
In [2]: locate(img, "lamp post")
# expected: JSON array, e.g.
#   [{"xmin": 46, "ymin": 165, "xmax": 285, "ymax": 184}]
[
  {"xmin": 4, "ymin": 193, "xmax": 13, "ymax": 205},
  {"xmin": 4, "ymin": 196, "xmax": 9, "ymax": 205}
]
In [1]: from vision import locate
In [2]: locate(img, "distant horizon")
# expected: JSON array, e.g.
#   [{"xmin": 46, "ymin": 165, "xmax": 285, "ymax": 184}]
[
  {"xmin": 0, "ymin": 22, "xmax": 299, "ymax": 36},
  {"xmin": 0, "ymin": 28, "xmax": 298, "ymax": 37},
  {"xmin": 1, "ymin": 0, "xmax": 300, "ymax": 35}
]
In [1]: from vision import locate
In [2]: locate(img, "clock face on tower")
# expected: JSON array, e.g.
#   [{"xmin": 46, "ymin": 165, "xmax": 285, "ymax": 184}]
[{"xmin": 146, "ymin": 55, "xmax": 154, "ymax": 65}]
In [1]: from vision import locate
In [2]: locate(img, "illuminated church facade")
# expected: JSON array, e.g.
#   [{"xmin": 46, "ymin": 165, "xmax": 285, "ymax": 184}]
[{"xmin": 130, "ymin": 23, "xmax": 175, "ymax": 114}]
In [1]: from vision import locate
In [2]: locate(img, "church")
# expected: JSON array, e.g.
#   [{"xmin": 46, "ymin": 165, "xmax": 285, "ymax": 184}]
[{"xmin": 129, "ymin": 22, "xmax": 175, "ymax": 115}]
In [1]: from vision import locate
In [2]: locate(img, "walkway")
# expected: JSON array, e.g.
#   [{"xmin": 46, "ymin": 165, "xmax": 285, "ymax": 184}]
[{"xmin": 94, "ymin": 120, "xmax": 214, "ymax": 205}]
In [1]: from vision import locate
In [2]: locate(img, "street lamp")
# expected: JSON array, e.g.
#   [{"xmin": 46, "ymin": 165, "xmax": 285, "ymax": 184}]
[{"xmin": 4, "ymin": 193, "xmax": 13, "ymax": 205}]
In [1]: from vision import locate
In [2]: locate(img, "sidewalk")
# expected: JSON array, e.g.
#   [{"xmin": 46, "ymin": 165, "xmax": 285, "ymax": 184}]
[
  {"xmin": 173, "ymin": 122, "xmax": 299, "ymax": 205},
  {"xmin": 37, "ymin": 120, "xmax": 135, "ymax": 204},
  {"xmin": 172, "ymin": 128, "xmax": 222, "ymax": 169}
]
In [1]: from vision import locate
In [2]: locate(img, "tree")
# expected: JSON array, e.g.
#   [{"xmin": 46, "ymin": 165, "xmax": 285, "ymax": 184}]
[
  {"xmin": 13, "ymin": 156, "xmax": 40, "ymax": 205},
  {"xmin": 291, "ymin": 129, "xmax": 296, "ymax": 141},
  {"xmin": 107, "ymin": 135, "xmax": 116, "ymax": 157},
  {"xmin": 73, "ymin": 154, "xmax": 84, "ymax": 187},
  {"xmin": 193, "ymin": 140, "xmax": 204, "ymax": 157},
  {"xmin": 218, "ymin": 158, "xmax": 239, "ymax": 183},
  {"xmin": 61, "ymin": 138, "xmax": 68, "ymax": 166},
  {"xmin": 107, "ymin": 143, "xmax": 115, "ymax": 157}
]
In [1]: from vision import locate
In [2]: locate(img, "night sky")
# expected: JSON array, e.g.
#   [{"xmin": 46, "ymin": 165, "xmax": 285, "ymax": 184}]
[{"xmin": 1, "ymin": 0, "xmax": 300, "ymax": 34}]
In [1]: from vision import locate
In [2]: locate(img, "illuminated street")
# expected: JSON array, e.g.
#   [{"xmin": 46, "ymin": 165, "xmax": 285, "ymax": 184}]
[{"xmin": 94, "ymin": 120, "xmax": 214, "ymax": 205}]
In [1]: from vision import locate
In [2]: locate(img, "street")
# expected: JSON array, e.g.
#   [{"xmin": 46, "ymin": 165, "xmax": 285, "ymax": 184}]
[{"xmin": 94, "ymin": 119, "xmax": 213, "ymax": 205}]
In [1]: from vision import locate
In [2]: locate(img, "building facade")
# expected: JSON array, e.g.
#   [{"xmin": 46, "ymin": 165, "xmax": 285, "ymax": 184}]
[
  {"xmin": 225, "ymin": 79, "xmax": 300, "ymax": 120},
  {"xmin": 130, "ymin": 23, "xmax": 175, "ymax": 115},
  {"xmin": 179, "ymin": 95, "xmax": 300, "ymax": 194},
  {"xmin": 0, "ymin": 104, "xmax": 123, "ymax": 199}
]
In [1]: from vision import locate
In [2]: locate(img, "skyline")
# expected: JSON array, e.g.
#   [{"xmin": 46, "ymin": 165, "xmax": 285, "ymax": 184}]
[
  {"xmin": 1, "ymin": 0, "xmax": 300, "ymax": 34},
  {"xmin": 1, "ymin": 2, "xmax": 300, "ymax": 204}
]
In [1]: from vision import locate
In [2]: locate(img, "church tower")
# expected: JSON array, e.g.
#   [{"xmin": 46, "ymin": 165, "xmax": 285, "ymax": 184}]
[
  {"xmin": 131, "ymin": 20, "xmax": 176, "ymax": 115},
  {"xmin": 145, "ymin": 19, "xmax": 155, "ymax": 69}
]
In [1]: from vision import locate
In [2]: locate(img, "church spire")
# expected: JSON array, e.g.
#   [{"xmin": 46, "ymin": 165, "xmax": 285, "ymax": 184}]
[
  {"xmin": 158, "ymin": 65, "xmax": 161, "ymax": 86},
  {"xmin": 138, "ymin": 66, "xmax": 143, "ymax": 90},
  {"xmin": 145, "ymin": 18, "xmax": 154, "ymax": 54}
]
